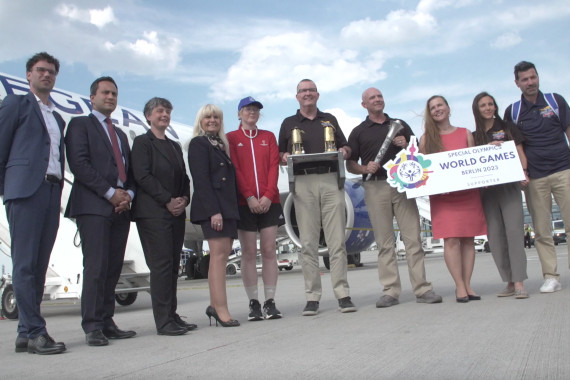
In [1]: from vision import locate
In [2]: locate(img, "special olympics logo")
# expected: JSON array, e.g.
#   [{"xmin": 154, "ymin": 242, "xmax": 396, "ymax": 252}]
[{"xmin": 384, "ymin": 137, "xmax": 431, "ymax": 192}]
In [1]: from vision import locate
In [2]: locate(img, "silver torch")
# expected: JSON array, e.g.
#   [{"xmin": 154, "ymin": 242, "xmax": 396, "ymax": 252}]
[{"xmin": 365, "ymin": 119, "xmax": 404, "ymax": 181}]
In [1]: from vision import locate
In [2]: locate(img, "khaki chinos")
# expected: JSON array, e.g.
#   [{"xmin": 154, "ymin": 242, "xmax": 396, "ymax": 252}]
[
  {"xmin": 293, "ymin": 172, "xmax": 350, "ymax": 301},
  {"xmin": 526, "ymin": 169, "xmax": 570, "ymax": 279},
  {"xmin": 363, "ymin": 180, "xmax": 432, "ymax": 298}
]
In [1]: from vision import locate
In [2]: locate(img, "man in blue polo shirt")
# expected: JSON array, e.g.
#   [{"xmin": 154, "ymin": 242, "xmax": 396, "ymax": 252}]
[{"xmin": 504, "ymin": 61, "xmax": 570, "ymax": 293}]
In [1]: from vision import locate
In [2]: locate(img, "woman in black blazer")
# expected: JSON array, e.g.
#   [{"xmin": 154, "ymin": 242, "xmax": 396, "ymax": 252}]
[
  {"xmin": 132, "ymin": 97, "xmax": 194, "ymax": 336},
  {"xmin": 188, "ymin": 104, "xmax": 240, "ymax": 327}
]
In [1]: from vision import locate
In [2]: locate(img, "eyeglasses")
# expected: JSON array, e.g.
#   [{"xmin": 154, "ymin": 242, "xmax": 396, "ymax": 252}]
[
  {"xmin": 297, "ymin": 88, "xmax": 317, "ymax": 94},
  {"xmin": 34, "ymin": 67, "xmax": 57, "ymax": 76},
  {"xmin": 242, "ymin": 107, "xmax": 260, "ymax": 113}
]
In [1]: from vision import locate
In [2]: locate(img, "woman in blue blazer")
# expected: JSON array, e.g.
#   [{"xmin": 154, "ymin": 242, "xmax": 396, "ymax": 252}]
[{"xmin": 188, "ymin": 104, "xmax": 240, "ymax": 327}]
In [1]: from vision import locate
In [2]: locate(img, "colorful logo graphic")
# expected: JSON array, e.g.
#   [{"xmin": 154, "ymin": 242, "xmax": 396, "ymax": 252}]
[{"xmin": 383, "ymin": 136, "xmax": 432, "ymax": 192}]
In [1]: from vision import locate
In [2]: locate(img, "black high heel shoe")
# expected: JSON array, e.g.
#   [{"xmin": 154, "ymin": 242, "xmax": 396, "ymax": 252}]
[
  {"xmin": 205, "ymin": 306, "xmax": 240, "ymax": 327},
  {"xmin": 467, "ymin": 294, "xmax": 481, "ymax": 301}
]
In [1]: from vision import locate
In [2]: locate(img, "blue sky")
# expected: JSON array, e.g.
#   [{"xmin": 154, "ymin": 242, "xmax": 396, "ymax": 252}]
[{"xmin": 1, "ymin": 0, "xmax": 570, "ymax": 139}]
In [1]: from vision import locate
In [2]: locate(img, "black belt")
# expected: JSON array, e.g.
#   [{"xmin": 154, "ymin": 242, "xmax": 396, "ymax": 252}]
[
  {"xmin": 296, "ymin": 166, "xmax": 336, "ymax": 175},
  {"xmin": 45, "ymin": 174, "xmax": 61, "ymax": 184}
]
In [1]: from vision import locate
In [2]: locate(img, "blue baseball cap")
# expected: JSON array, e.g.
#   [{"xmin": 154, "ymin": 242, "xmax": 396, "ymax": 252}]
[{"xmin": 238, "ymin": 96, "xmax": 263, "ymax": 111}]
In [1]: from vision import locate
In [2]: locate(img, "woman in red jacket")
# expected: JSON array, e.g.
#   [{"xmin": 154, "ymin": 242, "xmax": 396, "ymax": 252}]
[{"xmin": 227, "ymin": 96, "xmax": 285, "ymax": 321}]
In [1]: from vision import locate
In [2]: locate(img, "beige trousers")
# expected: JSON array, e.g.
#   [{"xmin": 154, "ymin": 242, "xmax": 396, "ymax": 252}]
[
  {"xmin": 293, "ymin": 172, "xmax": 349, "ymax": 301},
  {"xmin": 526, "ymin": 169, "xmax": 570, "ymax": 279},
  {"xmin": 363, "ymin": 180, "xmax": 432, "ymax": 298}
]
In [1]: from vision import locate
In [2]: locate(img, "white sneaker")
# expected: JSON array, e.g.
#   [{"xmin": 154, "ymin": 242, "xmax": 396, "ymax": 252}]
[{"xmin": 540, "ymin": 278, "xmax": 562, "ymax": 293}]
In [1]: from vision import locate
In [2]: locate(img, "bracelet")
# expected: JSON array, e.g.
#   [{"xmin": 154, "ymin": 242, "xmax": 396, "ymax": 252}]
[{"xmin": 247, "ymin": 196, "xmax": 255, "ymax": 200}]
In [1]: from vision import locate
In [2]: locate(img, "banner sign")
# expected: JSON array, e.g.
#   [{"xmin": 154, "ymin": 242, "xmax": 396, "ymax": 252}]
[{"xmin": 383, "ymin": 137, "xmax": 525, "ymax": 198}]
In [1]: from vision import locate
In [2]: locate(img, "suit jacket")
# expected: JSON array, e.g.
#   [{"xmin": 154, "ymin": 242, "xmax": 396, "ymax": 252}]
[
  {"xmin": 0, "ymin": 92, "xmax": 65, "ymax": 201},
  {"xmin": 131, "ymin": 130, "xmax": 190, "ymax": 220},
  {"xmin": 64, "ymin": 113, "xmax": 136, "ymax": 218},
  {"xmin": 188, "ymin": 135, "xmax": 239, "ymax": 223}
]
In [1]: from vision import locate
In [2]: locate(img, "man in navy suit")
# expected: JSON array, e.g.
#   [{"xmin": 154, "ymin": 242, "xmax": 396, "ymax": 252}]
[
  {"xmin": 65, "ymin": 77, "xmax": 137, "ymax": 346},
  {"xmin": 0, "ymin": 52, "xmax": 67, "ymax": 355}
]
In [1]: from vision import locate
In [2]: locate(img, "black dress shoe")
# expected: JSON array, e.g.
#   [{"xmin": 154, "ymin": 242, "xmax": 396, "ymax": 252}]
[
  {"xmin": 157, "ymin": 322, "xmax": 189, "ymax": 336},
  {"xmin": 467, "ymin": 294, "xmax": 481, "ymax": 301},
  {"xmin": 15, "ymin": 336, "xmax": 28, "ymax": 353},
  {"xmin": 103, "ymin": 324, "xmax": 137, "ymax": 339},
  {"xmin": 174, "ymin": 315, "xmax": 197, "ymax": 331},
  {"xmin": 16, "ymin": 334, "xmax": 65, "ymax": 353},
  {"xmin": 27, "ymin": 334, "xmax": 66, "ymax": 355},
  {"xmin": 86, "ymin": 330, "xmax": 109, "ymax": 346}
]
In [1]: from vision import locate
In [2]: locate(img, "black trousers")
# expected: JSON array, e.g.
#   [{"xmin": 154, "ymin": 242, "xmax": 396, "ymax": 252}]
[
  {"xmin": 136, "ymin": 216, "xmax": 185, "ymax": 330},
  {"xmin": 77, "ymin": 212, "xmax": 130, "ymax": 333}
]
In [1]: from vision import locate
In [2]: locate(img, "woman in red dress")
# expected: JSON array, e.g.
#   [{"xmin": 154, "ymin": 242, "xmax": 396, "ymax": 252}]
[{"xmin": 419, "ymin": 95, "xmax": 487, "ymax": 303}]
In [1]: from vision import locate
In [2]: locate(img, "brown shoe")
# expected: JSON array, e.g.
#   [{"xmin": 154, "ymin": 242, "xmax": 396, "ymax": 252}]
[{"xmin": 515, "ymin": 289, "xmax": 529, "ymax": 299}]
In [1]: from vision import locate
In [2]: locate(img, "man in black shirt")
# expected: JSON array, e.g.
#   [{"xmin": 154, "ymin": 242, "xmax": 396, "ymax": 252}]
[
  {"xmin": 347, "ymin": 87, "xmax": 441, "ymax": 308},
  {"xmin": 279, "ymin": 79, "xmax": 356, "ymax": 315}
]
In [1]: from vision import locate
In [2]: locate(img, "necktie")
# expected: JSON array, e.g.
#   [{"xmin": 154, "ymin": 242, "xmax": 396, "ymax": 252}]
[{"xmin": 105, "ymin": 118, "xmax": 127, "ymax": 183}]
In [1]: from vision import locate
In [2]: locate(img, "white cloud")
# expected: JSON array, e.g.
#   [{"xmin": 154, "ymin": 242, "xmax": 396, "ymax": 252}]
[
  {"xmin": 102, "ymin": 31, "xmax": 182, "ymax": 72},
  {"xmin": 416, "ymin": 0, "xmax": 453, "ymax": 13},
  {"xmin": 325, "ymin": 107, "xmax": 363, "ymax": 138},
  {"xmin": 490, "ymin": 32, "xmax": 522, "ymax": 49},
  {"xmin": 89, "ymin": 6, "xmax": 116, "ymax": 28},
  {"xmin": 210, "ymin": 32, "xmax": 387, "ymax": 102},
  {"xmin": 56, "ymin": 4, "xmax": 84, "ymax": 21},
  {"xmin": 417, "ymin": 0, "xmax": 476, "ymax": 13},
  {"xmin": 56, "ymin": 4, "xmax": 116, "ymax": 29},
  {"xmin": 340, "ymin": 11, "xmax": 438, "ymax": 48}
]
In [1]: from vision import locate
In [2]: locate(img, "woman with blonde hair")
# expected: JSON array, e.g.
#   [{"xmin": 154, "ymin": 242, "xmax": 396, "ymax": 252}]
[
  {"xmin": 419, "ymin": 95, "xmax": 487, "ymax": 303},
  {"xmin": 188, "ymin": 104, "xmax": 240, "ymax": 327}
]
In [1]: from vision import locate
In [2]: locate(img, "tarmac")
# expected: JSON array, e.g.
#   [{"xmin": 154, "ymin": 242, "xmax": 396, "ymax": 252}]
[{"xmin": 1, "ymin": 244, "xmax": 570, "ymax": 380}]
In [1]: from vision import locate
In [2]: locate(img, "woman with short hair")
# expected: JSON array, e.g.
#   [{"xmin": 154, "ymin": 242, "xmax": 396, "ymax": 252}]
[{"xmin": 132, "ymin": 97, "xmax": 194, "ymax": 335}]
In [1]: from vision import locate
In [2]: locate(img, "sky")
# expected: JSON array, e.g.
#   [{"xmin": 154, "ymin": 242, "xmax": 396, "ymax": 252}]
[{"xmin": 1, "ymin": 0, "xmax": 570, "ymax": 140}]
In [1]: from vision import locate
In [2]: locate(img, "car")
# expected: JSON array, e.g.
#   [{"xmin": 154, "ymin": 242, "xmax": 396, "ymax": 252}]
[
  {"xmin": 255, "ymin": 257, "xmax": 294, "ymax": 271},
  {"xmin": 552, "ymin": 220, "xmax": 566, "ymax": 245},
  {"xmin": 226, "ymin": 261, "xmax": 240, "ymax": 275},
  {"xmin": 278, "ymin": 259, "xmax": 293, "ymax": 271},
  {"xmin": 553, "ymin": 232, "xmax": 567, "ymax": 245},
  {"xmin": 474, "ymin": 236, "xmax": 488, "ymax": 252}
]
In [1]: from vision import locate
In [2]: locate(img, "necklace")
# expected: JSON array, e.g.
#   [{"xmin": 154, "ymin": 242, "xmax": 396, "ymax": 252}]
[{"xmin": 241, "ymin": 127, "xmax": 258, "ymax": 139}]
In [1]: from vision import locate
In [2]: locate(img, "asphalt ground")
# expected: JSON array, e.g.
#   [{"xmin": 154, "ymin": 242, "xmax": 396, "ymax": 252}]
[{"xmin": 1, "ymin": 244, "xmax": 569, "ymax": 379}]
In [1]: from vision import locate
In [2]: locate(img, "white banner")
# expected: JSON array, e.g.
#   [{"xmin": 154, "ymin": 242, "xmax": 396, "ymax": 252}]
[{"xmin": 383, "ymin": 138, "xmax": 525, "ymax": 198}]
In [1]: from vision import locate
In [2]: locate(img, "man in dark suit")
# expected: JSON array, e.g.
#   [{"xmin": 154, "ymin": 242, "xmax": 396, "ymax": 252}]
[
  {"xmin": 65, "ymin": 76, "xmax": 137, "ymax": 346},
  {"xmin": 0, "ymin": 52, "xmax": 66, "ymax": 355}
]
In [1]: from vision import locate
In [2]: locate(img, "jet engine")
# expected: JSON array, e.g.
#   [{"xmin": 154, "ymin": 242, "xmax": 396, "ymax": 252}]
[{"xmin": 282, "ymin": 178, "xmax": 375, "ymax": 268}]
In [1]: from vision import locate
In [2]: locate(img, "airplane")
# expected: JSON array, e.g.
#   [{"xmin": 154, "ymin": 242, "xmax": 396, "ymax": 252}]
[{"xmin": 0, "ymin": 71, "xmax": 379, "ymax": 318}]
